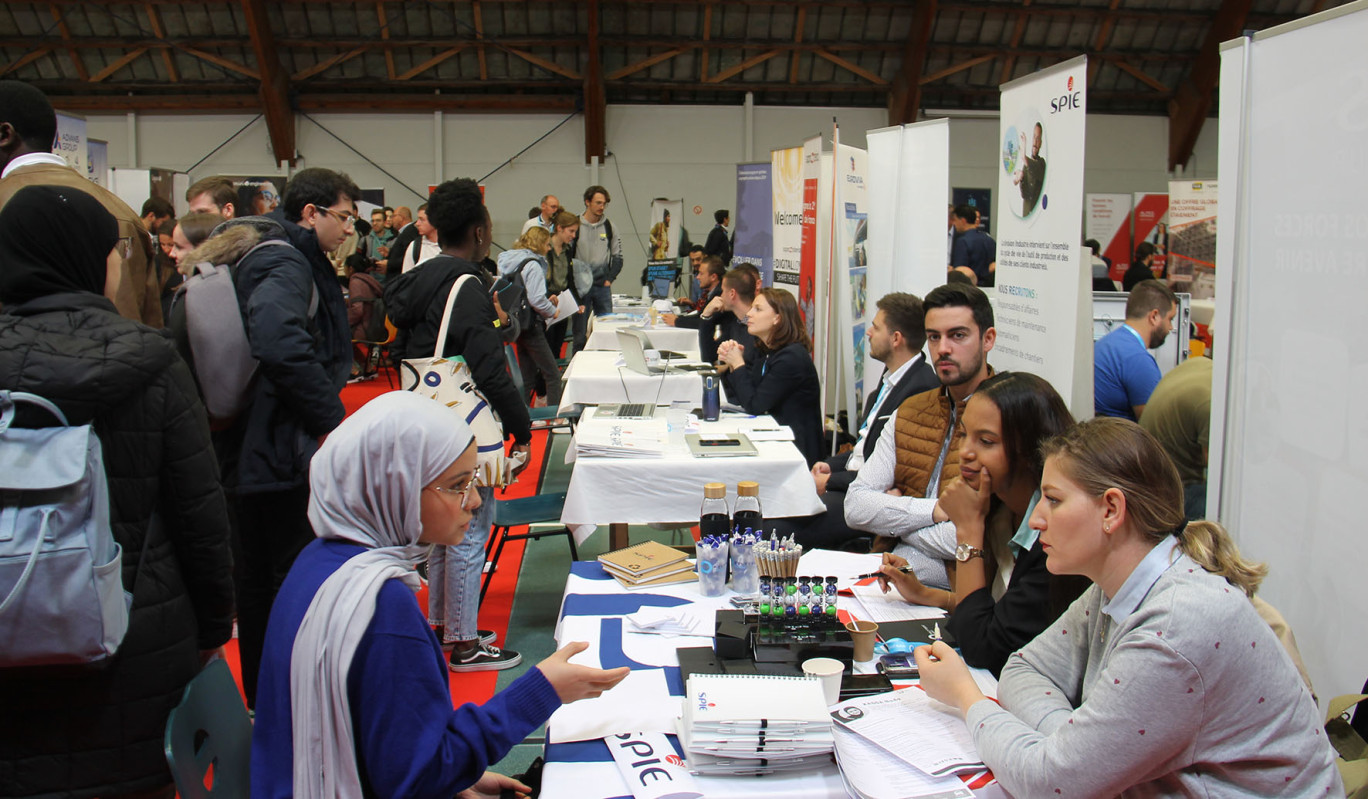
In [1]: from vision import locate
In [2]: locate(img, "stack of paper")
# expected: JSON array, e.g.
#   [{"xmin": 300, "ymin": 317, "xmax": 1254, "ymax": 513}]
[
  {"xmin": 849, "ymin": 580, "xmax": 949, "ymax": 623},
  {"xmin": 828, "ymin": 688, "xmax": 984, "ymax": 778},
  {"xmin": 598, "ymin": 540, "xmax": 696, "ymax": 589},
  {"xmin": 833, "ymin": 727, "xmax": 974, "ymax": 799},
  {"xmin": 625, "ymin": 605, "xmax": 714, "ymax": 636},
  {"xmin": 679, "ymin": 674, "xmax": 835, "ymax": 777},
  {"xmin": 575, "ymin": 418, "xmax": 668, "ymax": 458}
]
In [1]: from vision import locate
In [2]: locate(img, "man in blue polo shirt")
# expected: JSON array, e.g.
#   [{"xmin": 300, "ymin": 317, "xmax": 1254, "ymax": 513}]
[
  {"xmin": 1094, "ymin": 279, "xmax": 1178, "ymax": 420},
  {"xmin": 949, "ymin": 204, "xmax": 995, "ymax": 287}
]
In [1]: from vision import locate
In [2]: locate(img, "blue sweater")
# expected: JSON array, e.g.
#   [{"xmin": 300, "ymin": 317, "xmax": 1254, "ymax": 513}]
[
  {"xmin": 251, "ymin": 539, "xmax": 562, "ymax": 799},
  {"xmin": 1093, "ymin": 324, "xmax": 1161, "ymax": 421}
]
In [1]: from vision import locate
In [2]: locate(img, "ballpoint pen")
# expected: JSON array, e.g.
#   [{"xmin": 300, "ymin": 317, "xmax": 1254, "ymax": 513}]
[{"xmin": 855, "ymin": 565, "xmax": 914, "ymax": 580}]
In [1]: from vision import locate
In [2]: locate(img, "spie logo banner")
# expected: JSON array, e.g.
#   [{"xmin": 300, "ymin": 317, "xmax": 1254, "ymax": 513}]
[
  {"xmin": 1051, "ymin": 74, "xmax": 1082, "ymax": 114},
  {"xmin": 665, "ymin": 754, "xmax": 685, "ymax": 768}
]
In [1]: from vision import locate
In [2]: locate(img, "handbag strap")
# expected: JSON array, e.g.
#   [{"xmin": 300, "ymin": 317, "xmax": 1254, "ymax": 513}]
[{"xmin": 432, "ymin": 273, "xmax": 476, "ymax": 360}]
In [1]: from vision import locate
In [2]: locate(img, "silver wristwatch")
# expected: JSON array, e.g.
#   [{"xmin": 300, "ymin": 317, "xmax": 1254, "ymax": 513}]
[{"xmin": 955, "ymin": 543, "xmax": 985, "ymax": 562}]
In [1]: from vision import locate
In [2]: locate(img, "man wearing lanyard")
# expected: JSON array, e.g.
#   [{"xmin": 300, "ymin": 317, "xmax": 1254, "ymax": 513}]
[
  {"xmin": 1093, "ymin": 279, "xmax": 1178, "ymax": 421},
  {"xmin": 783, "ymin": 293, "xmax": 940, "ymax": 551}
]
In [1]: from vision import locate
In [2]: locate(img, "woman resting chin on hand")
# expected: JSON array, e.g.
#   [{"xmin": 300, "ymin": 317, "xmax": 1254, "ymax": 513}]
[{"xmin": 916, "ymin": 417, "xmax": 1341, "ymax": 798}]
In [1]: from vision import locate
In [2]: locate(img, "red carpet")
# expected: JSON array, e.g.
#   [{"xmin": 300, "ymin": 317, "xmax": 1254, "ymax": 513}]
[{"xmin": 225, "ymin": 367, "xmax": 545, "ymax": 710}]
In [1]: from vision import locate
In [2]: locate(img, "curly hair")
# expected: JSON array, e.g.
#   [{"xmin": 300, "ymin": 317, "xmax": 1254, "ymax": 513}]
[{"xmin": 425, "ymin": 178, "xmax": 486, "ymax": 249}]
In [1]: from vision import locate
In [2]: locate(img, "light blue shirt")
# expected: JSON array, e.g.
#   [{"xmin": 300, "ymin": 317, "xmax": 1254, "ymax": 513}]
[
  {"xmin": 1009, "ymin": 491, "xmax": 1042, "ymax": 556},
  {"xmin": 1100, "ymin": 535, "xmax": 1180, "ymax": 624}
]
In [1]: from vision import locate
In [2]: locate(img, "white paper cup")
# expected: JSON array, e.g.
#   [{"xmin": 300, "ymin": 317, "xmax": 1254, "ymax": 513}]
[{"xmin": 802, "ymin": 657, "xmax": 845, "ymax": 706}]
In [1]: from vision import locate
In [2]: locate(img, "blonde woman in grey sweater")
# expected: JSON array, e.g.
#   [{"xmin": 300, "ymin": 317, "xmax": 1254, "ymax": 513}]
[{"xmin": 916, "ymin": 417, "xmax": 1341, "ymax": 798}]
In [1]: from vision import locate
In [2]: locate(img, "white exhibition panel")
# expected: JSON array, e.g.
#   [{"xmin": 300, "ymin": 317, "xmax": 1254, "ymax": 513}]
[
  {"xmin": 1213, "ymin": 0, "xmax": 1368, "ymax": 702},
  {"xmin": 991, "ymin": 56, "xmax": 1093, "ymax": 419}
]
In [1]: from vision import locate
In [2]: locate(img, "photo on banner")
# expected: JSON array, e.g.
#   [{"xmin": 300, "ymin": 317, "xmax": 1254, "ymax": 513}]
[
  {"xmin": 951, "ymin": 188, "xmax": 992, "ymax": 233},
  {"xmin": 1167, "ymin": 180, "xmax": 1218, "ymax": 299},
  {"xmin": 223, "ymin": 176, "xmax": 286, "ymax": 217},
  {"xmin": 647, "ymin": 198, "xmax": 684, "ymax": 298},
  {"xmin": 835, "ymin": 142, "xmax": 870, "ymax": 422},
  {"xmin": 1131, "ymin": 192, "xmax": 1169, "ymax": 280},
  {"xmin": 1085, "ymin": 193, "xmax": 1133, "ymax": 280},
  {"xmin": 993, "ymin": 56, "xmax": 1092, "ymax": 418},
  {"xmin": 733, "ymin": 163, "xmax": 773, "ymax": 286},
  {"xmin": 770, "ymin": 146, "xmax": 804, "ymax": 294},
  {"xmin": 800, "ymin": 136, "xmax": 823, "ymax": 347}
]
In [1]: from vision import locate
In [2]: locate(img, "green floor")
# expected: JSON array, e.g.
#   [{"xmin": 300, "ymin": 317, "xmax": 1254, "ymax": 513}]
[{"xmin": 489, "ymin": 428, "xmax": 693, "ymax": 779}]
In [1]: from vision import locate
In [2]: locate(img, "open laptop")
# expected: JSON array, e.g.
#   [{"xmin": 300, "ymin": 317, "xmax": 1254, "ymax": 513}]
[{"xmin": 618, "ymin": 329, "xmax": 690, "ymax": 375}]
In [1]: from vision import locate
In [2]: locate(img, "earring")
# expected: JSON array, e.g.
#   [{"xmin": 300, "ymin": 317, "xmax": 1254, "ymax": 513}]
[{"xmin": 1103, "ymin": 524, "xmax": 1111, "ymax": 533}]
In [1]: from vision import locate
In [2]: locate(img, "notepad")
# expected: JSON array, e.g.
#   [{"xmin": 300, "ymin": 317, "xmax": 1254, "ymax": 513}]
[{"xmin": 598, "ymin": 540, "xmax": 689, "ymax": 578}]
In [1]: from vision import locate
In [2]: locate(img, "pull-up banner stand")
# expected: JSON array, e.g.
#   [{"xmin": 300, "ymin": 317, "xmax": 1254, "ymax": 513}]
[{"xmin": 991, "ymin": 55, "xmax": 1092, "ymax": 418}]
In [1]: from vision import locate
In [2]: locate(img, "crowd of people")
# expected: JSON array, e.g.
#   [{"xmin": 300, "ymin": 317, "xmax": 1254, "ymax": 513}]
[{"xmin": 0, "ymin": 75, "xmax": 1346, "ymax": 799}]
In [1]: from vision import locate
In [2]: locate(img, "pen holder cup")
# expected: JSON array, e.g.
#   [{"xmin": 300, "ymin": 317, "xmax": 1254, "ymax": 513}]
[
  {"xmin": 696, "ymin": 542, "xmax": 730, "ymax": 597},
  {"xmin": 729, "ymin": 541, "xmax": 759, "ymax": 596}
]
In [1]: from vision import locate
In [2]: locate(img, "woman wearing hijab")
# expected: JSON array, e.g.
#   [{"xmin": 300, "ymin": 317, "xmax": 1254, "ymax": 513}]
[
  {"xmin": 0, "ymin": 185, "xmax": 235, "ymax": 798},
  {"xmin": 252, "ymin": 391, "xmax": 629, "ymax": 799}
]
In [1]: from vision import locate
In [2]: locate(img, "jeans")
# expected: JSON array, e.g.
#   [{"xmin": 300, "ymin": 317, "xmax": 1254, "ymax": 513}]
[
  {"xmin": 428, "ymin": 485, "xmax": 495, "ymax": 644},
  {"xmin": 588, "ymin": 282, "xmax": 613, "ymax": 315},
  {"xmin": 234, "ymin": 484, "xmax": 314, "ymax": 707},
  {"xmin": 516, "ymin": 320, "xmax": 563, "ymax": 406}
]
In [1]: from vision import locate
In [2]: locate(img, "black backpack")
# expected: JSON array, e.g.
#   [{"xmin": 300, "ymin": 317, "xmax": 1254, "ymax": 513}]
[{"xmin": 494, "ymin": 257, "xmax": 540, "ymax": 331}]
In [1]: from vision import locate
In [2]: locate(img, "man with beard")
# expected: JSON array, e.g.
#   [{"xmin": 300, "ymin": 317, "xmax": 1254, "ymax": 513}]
[
  {"xmin": 1014, "ymin": 122, "xmax": 1046, "ymax": 216},
  {"xmin": 844, "ymin": 283, "xmax": 997, "ymax": 589},
  {"xmin": 1093, "ymin": 279, "xmax": 1177, "ymax": 421}
]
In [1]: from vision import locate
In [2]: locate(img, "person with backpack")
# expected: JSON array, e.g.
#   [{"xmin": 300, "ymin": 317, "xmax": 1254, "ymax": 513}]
[
  {"xmin": 572, "ymin": 184, "xmax": 623, "ymax": 320},
  {"xmin": 216, "ymin": 167, "xmax": 357, "ymax": 707},
  {"xmin": 543, "ymin": 209, "xmax": 590, "ymax": 356},
  {"xmin": 497, "ymin": 226, "xmax": 563, "ymax": 408},
  {"xmin": 385, "ymin": 178, "xmax": 532, "ymax": 671},
  {"xmin": 0, "ymin": 185, "xmax": 235, "ymax": 798}
]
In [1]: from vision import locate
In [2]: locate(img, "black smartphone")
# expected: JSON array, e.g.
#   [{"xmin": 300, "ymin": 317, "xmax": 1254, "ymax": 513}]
[
  {"xmin": 876, "ymin": 652, "xmax": 919, "ymax": 679},
  {"xmin": 840, "ymin": 672, "xmax": 894, "ymax": 699}
]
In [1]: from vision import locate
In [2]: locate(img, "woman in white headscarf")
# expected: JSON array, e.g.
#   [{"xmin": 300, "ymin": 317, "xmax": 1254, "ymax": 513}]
[{"xmin": 250, "ymin": 391, "xmax": 628, "ymax": 799}]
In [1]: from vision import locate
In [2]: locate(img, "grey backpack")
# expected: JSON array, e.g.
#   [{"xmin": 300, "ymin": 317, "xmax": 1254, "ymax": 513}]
[
  {"xmin": 0, "ymin": 391, "xmax": 136, "ymax": 666},
  {"xmin": 179, "ymin": 238, "xmax": 315, "ymax": 424}
]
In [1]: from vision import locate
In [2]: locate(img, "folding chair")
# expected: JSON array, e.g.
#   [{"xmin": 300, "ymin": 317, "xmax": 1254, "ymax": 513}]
[
  {"xmin": 163, "ymin": 659, "xmax": 252, "ymax": 799},
  {"xmin": 479, "ymin": 491, "xmax": 578, "ymax": 605}
]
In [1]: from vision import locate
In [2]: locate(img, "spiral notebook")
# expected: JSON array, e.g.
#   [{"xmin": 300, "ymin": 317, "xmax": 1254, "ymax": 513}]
[{"xmin": 681, "ymin": 674, "xmax": 834, "ymax": 761}]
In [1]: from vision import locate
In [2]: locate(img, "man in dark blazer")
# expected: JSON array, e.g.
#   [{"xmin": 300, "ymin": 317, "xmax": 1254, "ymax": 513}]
[
  {"xmin": 793, "ymin": 292, "xmax": 940, "ymax": 550},
  {"xmin": 704, "ymin": 209, "xmax": 731, "ymax": 265}
]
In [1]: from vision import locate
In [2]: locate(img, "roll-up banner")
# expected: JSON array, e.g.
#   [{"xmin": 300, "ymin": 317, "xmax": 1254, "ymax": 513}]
[
  {"xmin": 836, "ymin": 142, "xmax": 870, "ymax": 422},
  {"xmin": 53, "ymin": 111, "xmax": 86, "ymax": 176},
  {"xmin": 647, "ymin": 198, "xmax": 684, "ymax": 298},
  {"xmin": 770, "ymin": 146, "xmax": 803, "ymax": 294},
  {"xmin": 733, "ymin": 163, "xmax": 773, "ymax": 287},
  {"xmin": 1086, "ymin": 193, "xmax": 1132, "ymax": 280},
  {"xmin": 1212, "ymin": 2, "xmax": 1368, "ymax": 702},
  {"xmin": 993, "ymin": 55, "xmax": 1093, "ymax": 418},
  {"xmin": 1166, "ymin": 179, "xmax": 1218, "ymax": 299},
  {"xmin": 1131, "ymin": 192, "xmax": 1169, "ymax": 281}
]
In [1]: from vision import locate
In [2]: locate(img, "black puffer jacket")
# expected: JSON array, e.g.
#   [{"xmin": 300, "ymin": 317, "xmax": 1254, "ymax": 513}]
[
  {"xmin": 0, "ymin": 292, "xmax": 235, "ymax": 798},
  {"xmin": 215, "ymin": 213, "xmax": 351, "ymax": 493},
  {"xmin": 385, "ymin": 254, "xmax": 532, "ymax": 445}
]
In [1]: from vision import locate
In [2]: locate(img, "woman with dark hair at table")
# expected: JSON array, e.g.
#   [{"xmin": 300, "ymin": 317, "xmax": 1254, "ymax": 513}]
[
  {"xmin": 717, "ymin": 286, "xmax": 823, "ymax": 466},
  {"xmin": 915, "ymin": 417, "xmax": 1341, "ymax": 797},
  {"xmin": 877, "ymin": 371, "xmax": 1089, "ymax": 676},
  {"xmin": 0, "ymin": 185, "xmax": 234, "ymax": 798}
]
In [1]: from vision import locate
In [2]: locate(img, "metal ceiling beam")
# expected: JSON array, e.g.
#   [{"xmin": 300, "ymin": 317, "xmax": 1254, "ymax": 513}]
[
  {"xmin": 1113, "ymin": 59, "xmax": 1169, "ymax": 94},
  {"xmin": 998, "ymin": 0, "xmax": 1031, "ymax": 86},
  {"xmin": 242, "ymin": 0, "xmax": 296, "ymax": 166},
  {"xmin": 292, "ymin": 47, "xmax": 369, "ymax": 82},
  {"xmin": 143, "ymin": 3, "xmax": 179, "ymax": 82},
  {"xmin": 1169, "ymin": 0, "xmax": 1252, "ymax": 171},
  {"xmin": 921, "ymin": 54, "xmax": 995, "ymax": 85},
  {"xmin": 2, "ymin": 47, "xmax": 55, "ymax": 79},
  {"xmin": 471, "ymin": 0, "xmax": 488, "ymax": 81},
  {"xmin": 89, "ymin": 48, "xmax": 149, "ymax": 82},
  {"xmin": 506, "ymin": 48, "xmax": 582, "ymax": 80},
  {"xmin": 49, "ymin": 5, "xmax": 88, "ymax": 81},
  {"xmin": 177, "ymin": 46, "xmax": 258, "ymax": 79},
  {"xmin": 606, "ymin": 48, "xmax": 692, "ymax": 81},
  {"xmin": 583, "ymin": 0, "xmax": 606, "ymax": 164},
  {"xmin": 1087, "ymin": 0, "xmax": 1123, "ymax": 84},
  {"xmin": 396, "ymin": 47, "xmax": 467, "ymax": 81},
  {"xmin": 707, "ymin": 51, "xmax": 781, "ymax": 84},
  {"xmin": 376, "ymin": 2, "xmax": 396, "ymax": 80},
  {"xmin": 887, "ymin": 0, "xmax": 936, "ymax": 124},
  {"xmin": 788, "ymin": 6, "xmax": 806, "ymax": 83},
  {"xmin": 48, "ymin": 92, "xmax": 579, "ymax": 112}
]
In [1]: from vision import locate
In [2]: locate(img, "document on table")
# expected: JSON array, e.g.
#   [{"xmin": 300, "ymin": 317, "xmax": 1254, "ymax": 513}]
[
  {"xmin": 848, "ymin": 581, "xmax": 948, "ymax": 623},
  {"xmin": 551, "ymin": 289, "xmax": 579, "ymax": 324},
  {"xmin": 796, "ymin": 549, "xmax": 883, "ymax": 588},
  {"xmin": 832, "ymin": 726, "xmax": 974, "ymax": 799},
  {"xmin": 547, "ymin": 668, "xmax": 681, "ymax": 743},
  {"xmin": 829, "ymin": 688, "xmax": 984, "ymax": 777}
]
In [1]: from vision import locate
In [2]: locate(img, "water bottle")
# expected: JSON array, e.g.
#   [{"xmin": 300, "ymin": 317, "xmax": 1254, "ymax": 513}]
[
  {"xmin": 700, "ymin": 482, "xmax": 731, "ymax": 539},
  {"xmin": 733, "ymin": 481, "xmax": 763, "ymax": 532},
  {"xmin": 702, "ymin": 374, "xmax": 720, "ymax": 421}
]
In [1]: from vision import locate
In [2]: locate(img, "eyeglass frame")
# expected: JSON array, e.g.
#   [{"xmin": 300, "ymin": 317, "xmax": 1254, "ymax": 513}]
[
  {"xmin": 318, "ymin": 206, "xmax": 358, "ymax": 228},
  {"xmin": 426, "ymin": 473, "xmax": 481, "ymax": 509}
]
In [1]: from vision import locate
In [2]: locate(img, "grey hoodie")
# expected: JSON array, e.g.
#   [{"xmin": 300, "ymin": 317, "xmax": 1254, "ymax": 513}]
[{"xmin": 496, "ymin": 248, "xmax": 556, "ymax": 319}]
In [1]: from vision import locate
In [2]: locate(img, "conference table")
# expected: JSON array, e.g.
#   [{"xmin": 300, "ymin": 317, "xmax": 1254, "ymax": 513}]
[
  {"xmin": 540, "ymin": 557, "xmax": 1008, "ymax": 799},
  {"xmin": 585, "ymin": 314, "xmax": 702, "ymax": 356},
  {"xmin": 556, "ymin": 351, "xmax": 719, "ymax": 417},
  {"xmin": 561, "ymin": 407, "xmax": 826, "ymax": 550}
]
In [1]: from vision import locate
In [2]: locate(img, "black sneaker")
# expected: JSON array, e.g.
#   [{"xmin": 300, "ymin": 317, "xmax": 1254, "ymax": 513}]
[
  {"xmin": 432, "ymin": 628, "xmax": 498, "ymax": 649},
  {"xmin": 448, "ymin": 643, "xmax": 522, "ymax": 672}
]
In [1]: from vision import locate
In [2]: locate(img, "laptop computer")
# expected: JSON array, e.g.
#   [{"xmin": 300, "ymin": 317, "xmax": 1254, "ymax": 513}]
[{"xmin": 618, "ymin": 329, "xmax": 688, "ymax": 375}]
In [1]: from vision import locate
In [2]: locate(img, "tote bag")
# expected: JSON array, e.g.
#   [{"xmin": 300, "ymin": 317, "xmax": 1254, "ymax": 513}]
[{"xmin": 400, "ymin": 274, "xmax": 512, "ymax": 486}]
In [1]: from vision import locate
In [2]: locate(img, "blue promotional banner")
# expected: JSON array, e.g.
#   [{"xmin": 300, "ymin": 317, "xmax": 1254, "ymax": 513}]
[{"xmin": 732, "ymin": 162, "xmax": 773, "ymax": 286}]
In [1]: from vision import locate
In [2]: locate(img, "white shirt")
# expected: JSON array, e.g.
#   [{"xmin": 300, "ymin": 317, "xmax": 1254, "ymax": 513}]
[
  {"xmin": 846, "ymin": 354, "xmax": 923, "ymax": 473},
  {"xmin": 521, "ymin": 216, "xmax": 554, "ymax": 235},
  {"xmin": 401, "ymin": 237, "xmax": 442, "ymax": 273},
  {"xmin": 2, "ymin": 152, "xmax": 69, "ymax": 179}
]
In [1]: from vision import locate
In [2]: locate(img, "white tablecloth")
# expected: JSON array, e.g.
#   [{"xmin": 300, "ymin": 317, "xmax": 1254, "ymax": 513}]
[
  {"xmin": 557, "ymin": 350, "xmax": 717, "ymax": 415},
  {"xmin": 560, "ymin": 410, "xmax": 825, "ymax": 535},
  {"xmin": 585, "ymin": 316, "xmax": 701, "ymax": 356}
]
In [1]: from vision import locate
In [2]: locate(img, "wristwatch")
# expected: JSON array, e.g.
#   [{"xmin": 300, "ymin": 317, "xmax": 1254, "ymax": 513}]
[{"xmin": 955, "ymin": 543, "xmax": 985, "ymax": 562}]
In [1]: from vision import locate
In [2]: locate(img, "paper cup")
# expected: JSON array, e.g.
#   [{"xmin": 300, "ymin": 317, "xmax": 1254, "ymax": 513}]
[
  {"xmin": 802, "ymin": 657, "xmax": 845, "ymax": 706},
  {"xmin": 844, "ymin": 620, "xmax": 879, "ymax": 663}
]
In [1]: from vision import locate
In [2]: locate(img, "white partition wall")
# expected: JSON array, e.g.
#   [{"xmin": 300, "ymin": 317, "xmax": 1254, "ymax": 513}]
[{"xmin": 1212, "ymin": 0, "xmax": 1368, "ymax": 702}]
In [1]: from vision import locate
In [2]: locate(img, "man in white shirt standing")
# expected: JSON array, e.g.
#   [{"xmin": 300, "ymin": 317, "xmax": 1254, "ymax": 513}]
[
  {"xmin": 784, "ymin": 293, "xmax": 941, "ymax": 550},
  {"xmin": 400, "ymin": 203, "xmax": 441, "ymax": 273},
  {"xmin": 520, "ymin": 194, "xmax": 559, "ymax": 235}
]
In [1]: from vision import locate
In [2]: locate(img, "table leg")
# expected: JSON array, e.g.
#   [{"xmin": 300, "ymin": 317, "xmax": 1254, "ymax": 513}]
[{"xmin": 609, "ymin": 522, "xmax": 629, "ymax": 551}]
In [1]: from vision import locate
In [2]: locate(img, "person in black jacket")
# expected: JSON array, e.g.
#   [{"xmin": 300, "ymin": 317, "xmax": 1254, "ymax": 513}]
[
  {"xmin": 220, "ymin": 167, "xmax": 358, "ymax": 706},
  {"xmin": 718, "ymin": 287, "xmax": 823, "ymax": 466},
  {"xmin": 698, "ymin": 263, "xmax": 758, "ymax": 366},
  {"xmin": 663, "ymin": 254, "xmax": 725, "ymax": 330},
  {"xmin": 384, "ymin": 178, "xmax": 532, "ymax": 671},
  {"xmin": 543, "ymin": 209, "xmax": 588, "ymax": 358},
  {"xmin": 876, "ymin": 372, "xmax": 1090, "ymax": 676},
  {"xmin": 704, "ymin": 209, "xmax": 732, "ymax": 265},
  {"xmin": 0, "ymin": 185, "xmax": 235, "ymax": 798}
]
